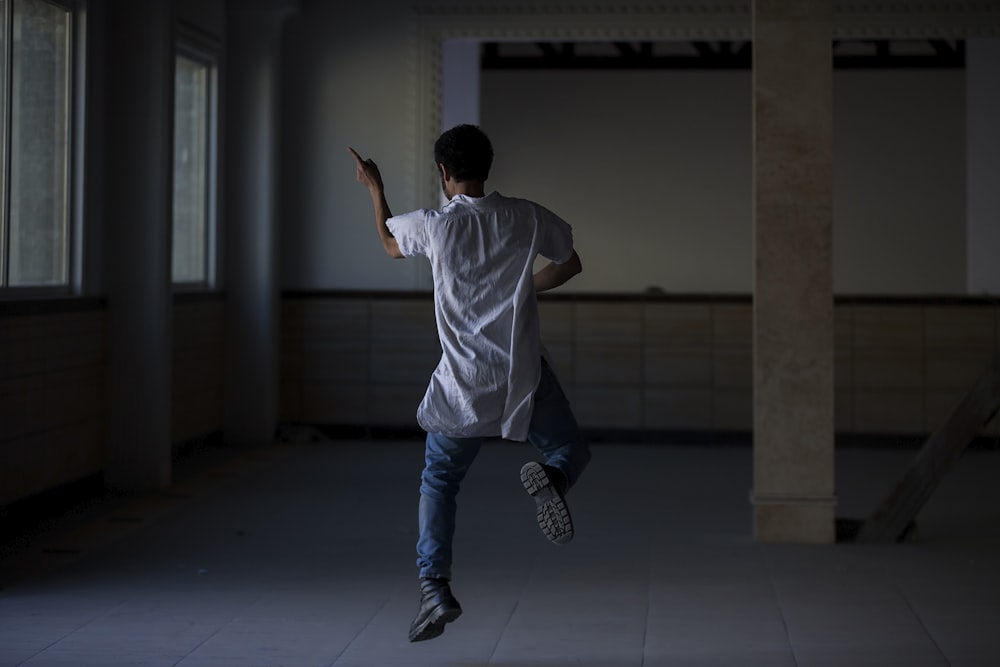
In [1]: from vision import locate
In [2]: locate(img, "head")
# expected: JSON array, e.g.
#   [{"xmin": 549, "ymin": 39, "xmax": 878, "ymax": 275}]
[{"xmin": 434, "ymin": 124, "xmax": 493, "ymax": 194}]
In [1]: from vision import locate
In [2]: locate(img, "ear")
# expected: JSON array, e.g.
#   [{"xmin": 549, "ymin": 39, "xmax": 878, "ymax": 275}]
[{"xmin": 438, "ymin": 162, "xmax": 450, "ymax": 182}]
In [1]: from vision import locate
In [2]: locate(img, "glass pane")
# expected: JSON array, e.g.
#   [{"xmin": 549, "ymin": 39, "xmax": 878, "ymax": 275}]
[
  {"xmin": 9, "ymin": 0, "xmax": 70, "ymax": 286},
  {"xmin": 172, "ymin": 53, "xmax": 208, "ymax": 283}
]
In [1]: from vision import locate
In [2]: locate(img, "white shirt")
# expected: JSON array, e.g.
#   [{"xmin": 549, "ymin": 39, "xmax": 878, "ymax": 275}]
[{"xmin": 386, "ymin": 191, "xmax": 574, "ymax": 441}]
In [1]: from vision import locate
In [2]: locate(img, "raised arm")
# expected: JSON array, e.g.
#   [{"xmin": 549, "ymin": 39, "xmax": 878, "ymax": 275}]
[
  {"xmin": 534, "ymin": 250, "xmax": 582, "ymax": 292},
  {"xmin": 348, "ymin": 147, "xmax": 404, "ymax": 259}
]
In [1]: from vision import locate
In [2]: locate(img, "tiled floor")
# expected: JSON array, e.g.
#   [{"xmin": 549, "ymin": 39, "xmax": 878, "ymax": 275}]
[{"xmin": 1, "ymin": 439, "xmax": 999, "ymax": 666}]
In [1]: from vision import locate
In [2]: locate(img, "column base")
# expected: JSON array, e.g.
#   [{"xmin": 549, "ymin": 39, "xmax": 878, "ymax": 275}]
[{"xmin": 752, "ymin": 494, "xmax": 837, "ymax": 543}]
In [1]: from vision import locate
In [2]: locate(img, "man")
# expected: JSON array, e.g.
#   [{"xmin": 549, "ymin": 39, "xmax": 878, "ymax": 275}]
[{"xmin": 348, "ymin": 124, "xmax": 591, "ymax": 642}]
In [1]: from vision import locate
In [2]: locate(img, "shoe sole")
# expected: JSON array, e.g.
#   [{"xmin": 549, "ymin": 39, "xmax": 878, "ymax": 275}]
[
  {"xmin": 408, "ymin": 604, "xmax": 462, "ymax": 642},
  {"xmin": 520, "ymin": 462, "xmax": 573, "ymax": 545}
]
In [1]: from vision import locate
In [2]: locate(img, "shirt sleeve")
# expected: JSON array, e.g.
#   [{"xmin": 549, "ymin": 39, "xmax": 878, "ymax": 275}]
[
  {"xmin": 536, "ymin": 205, "xmax": 574, "ymax": 264},
  {"xmin": 386, "ymin": 209, "xmax": 432, "ymax": 258}
]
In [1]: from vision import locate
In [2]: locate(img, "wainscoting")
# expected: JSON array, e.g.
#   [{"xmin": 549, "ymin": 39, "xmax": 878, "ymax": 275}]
[
  {"xmin": 280, "ymin": 292, "xmax": 1000, "ymax": 441},
  {"xmin": 3, "ymin": 292, "xmax": 996, "ymax": 508},
  {"xmin": 0, "ymin": 302, "xmax": 106, "ymax": 506},
  {"xmin": 172, "ymin": 298, "xmax": 225, "ymax": 444},
  {"xmin": 1, "ymin": 296, "xmax": 226, "ymax": 507}
]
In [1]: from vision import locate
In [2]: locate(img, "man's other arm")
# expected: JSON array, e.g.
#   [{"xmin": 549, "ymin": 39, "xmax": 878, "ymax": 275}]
[{"xmin": 534, "ymin": 250, "xmax": 582, "ymax": 292}]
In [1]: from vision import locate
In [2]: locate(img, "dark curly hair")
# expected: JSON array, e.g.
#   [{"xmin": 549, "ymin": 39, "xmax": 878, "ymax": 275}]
[{"xmin": 434, "ymin": 124, "xmax": 494, "ymax": 183}]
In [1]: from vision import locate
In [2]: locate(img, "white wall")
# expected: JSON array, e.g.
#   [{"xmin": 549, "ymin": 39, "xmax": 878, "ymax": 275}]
[
  {"xmin": 832, "ymin": 70, "xmax": 966, "ymax": 295},
  {"xmin": 481, "ymin": 67, "xmax": 966, "ymax": 294},
  {"xmin": 482, "ymin": 69, "xmax": 752, "ymax": 294},
  {"xmin": 442, "ymin": 40, "xmax": 481, "ymax": 133},
  {"xmin": 280, "ymin": 2, "xmax": 424, "ymax": 291},
  {"xmin": 278, "ymin": 1, "xmax": 977, "ymax": 295}
]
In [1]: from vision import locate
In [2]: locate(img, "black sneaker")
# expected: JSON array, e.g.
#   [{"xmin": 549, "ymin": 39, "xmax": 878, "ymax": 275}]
[
  {"xmin": 408, "ymin": 577, "xmax": 462, "ymax": 642},
  {"xmin": 520, "ymin": 462, "xmax": 573, "ymax": 544}
]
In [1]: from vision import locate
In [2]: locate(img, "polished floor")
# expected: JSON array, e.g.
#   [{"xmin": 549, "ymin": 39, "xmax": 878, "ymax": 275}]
[{"xmin": 1, "ymin": 438, "xmax": 999, "ymax": 666}]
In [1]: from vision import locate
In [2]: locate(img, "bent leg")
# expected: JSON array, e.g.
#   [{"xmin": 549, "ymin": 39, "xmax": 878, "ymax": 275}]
[
  {"xmin": 416, "ymin": 432, "xmax": 483, "ymax": 580},
  {"xmin": 526, "ymin": 359, "xmax": 591, "ymax": 490}
]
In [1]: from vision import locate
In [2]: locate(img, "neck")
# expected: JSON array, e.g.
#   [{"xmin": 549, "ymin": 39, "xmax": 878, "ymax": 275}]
[{"xmin": 450, "ymin": 181, "xmax": 486, "ymax": 198}]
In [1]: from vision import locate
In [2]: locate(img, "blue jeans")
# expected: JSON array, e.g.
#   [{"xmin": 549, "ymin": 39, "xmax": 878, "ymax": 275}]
[{"xmin": 416, "ymin": 359, "xmax": 591, "ymax": 580}]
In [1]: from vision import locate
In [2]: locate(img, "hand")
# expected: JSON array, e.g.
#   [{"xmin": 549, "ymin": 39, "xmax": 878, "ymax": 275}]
[{"xmin": 348, "ymin": 147, "xmax": 384, "ymax": 194}]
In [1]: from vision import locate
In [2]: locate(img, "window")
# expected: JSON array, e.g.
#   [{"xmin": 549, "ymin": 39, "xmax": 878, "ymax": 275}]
[
  {"xmin": 1, "ymin": 0, "xmax": 73, "ymax": 288},
  {"xmin": 172, "ymin": 41, "xmax": 217, "ymax": 286}
]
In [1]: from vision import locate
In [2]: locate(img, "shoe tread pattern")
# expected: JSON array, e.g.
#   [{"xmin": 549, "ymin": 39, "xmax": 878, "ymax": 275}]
[{"xmin": 520, "ymin": 462, "xmax": 573, "ymax": 545}]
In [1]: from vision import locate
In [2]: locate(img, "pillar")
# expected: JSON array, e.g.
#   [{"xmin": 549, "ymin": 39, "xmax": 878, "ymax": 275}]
[
  {"xmin": 224, "ymin": 1, "xmax": 298, "ymax": 446},
  {"xmin": 751, "ymin": 0, "xmax": 836, "ymax": 543},
  {"xmin": 103, "ymin": 0, "xmax": 174, "ymax": 490}
]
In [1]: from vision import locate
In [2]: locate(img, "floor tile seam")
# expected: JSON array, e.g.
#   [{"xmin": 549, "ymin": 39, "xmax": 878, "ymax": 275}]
[
  {"xmin": 327, "ymin": 594, "xmax": 393, "ymax": 667},
  {"xmin": 769, "ymin": 573, "xmax": 958, "ymax": 663},
  {"xmin": 895, "ymin": 583, "xmax": 955, "ymax": 667},
  {"xmin": 639, "ymin": 540, "xmax": 652, "ymax": 667},
  {"xmin": 484, "ymin": 554, "xmax": 540, "ymax": 664},
  {"xmin": 15, "ymin": 597, "xmax": 132, "ymax": 666},
  {"xmin": 170, "ymin": 590, "xmax": 271, "ymax": 667},
  {"xmin": 766, "ymin": 574, "xmax": 801, "ymax": 667}
]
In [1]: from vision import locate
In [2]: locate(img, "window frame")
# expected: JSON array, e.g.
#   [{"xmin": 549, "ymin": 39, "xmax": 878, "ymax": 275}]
[
  {"xmin": 0, "ymin": 0, "xmax": 80, "ymax": 298},
  {"xmin": 171, "ymin": 24, "xmax": 219, "ymax": 292}
]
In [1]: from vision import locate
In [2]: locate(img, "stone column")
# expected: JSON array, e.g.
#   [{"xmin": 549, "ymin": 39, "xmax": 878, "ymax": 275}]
[
  {"xmin": 751, "ymin": 0, "xmax": 836, "ymax": 543},
  {"xmin": 224, "ymin": 1, "xmax": 298, "ymax": 446},
  {"xmin": 103, "ymin": 0, "xmax": 174, "ymax": 490}
]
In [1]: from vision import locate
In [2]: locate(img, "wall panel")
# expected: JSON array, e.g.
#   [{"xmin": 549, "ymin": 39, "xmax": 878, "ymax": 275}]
[
  {"xmin": 0, "ymin": 308, "xmax": 105, "ymax": 505},
  {"xmin": 280, "ymin": 294, "xmax": 1000, "ymax": 442},
  {"xmin": 172, "ymin": 300, "xmax": 225, "ymax": 444}
]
